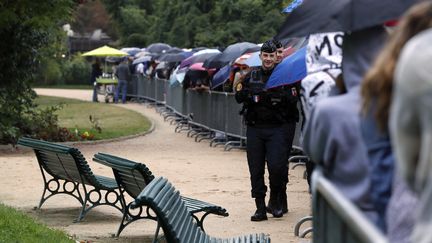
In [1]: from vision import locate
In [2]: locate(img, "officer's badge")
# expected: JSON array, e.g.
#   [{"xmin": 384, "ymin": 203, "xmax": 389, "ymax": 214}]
[{"xmin": 236, "ymin": 83, "xmax": 243, "ymax": 92}]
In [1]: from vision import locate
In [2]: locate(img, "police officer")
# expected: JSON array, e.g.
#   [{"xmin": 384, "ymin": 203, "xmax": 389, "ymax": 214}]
[
  {"xmin": 267, "ymin": 38, "xmax": 292, "ymax": 215},
  {"xmin": 273, "ymin": 39, "xmax": 284, "ymax": 64},
  {"xmin": 235, "ymin": 40, "xmax": 299, "ymax": 221}
]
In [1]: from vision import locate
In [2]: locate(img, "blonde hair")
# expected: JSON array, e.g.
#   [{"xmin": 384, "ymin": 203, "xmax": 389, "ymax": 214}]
[{"xmin": 361, "ymin": 1, "xmax": 432, "ymax": 131}]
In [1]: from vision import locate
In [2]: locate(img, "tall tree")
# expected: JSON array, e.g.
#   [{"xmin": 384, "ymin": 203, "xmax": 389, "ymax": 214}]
[
  {"xmin": 0, "ymin": 0, "xmax": 74, "ymax": 144},
  {"xmin": 101, "ymin": 0, "xmax": 286, "ymax": 48}
]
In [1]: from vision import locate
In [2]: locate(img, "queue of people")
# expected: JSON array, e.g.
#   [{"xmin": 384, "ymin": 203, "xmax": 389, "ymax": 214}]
[{"xmin": 303, "ymin": 2, "xmax": 432, "ymax": 242}]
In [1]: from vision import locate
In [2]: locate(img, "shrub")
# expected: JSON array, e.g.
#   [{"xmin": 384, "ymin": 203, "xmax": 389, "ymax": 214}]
[
  {"xmin": 16, "ymin": 105, "xmax": 65, "ymax": 143},
  {"xmin": 34, "ymin": 58, "xmax": 63, "ymax": 86},
  {"xmin": 62, "ymin": 54, "xmax": 91, "ymax": 85}
]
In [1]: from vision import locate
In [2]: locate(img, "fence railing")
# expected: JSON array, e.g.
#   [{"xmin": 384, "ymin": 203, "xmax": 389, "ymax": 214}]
[
  {"xmin": 128, "ymin": 75, "xmax": 302, "ymax": 147},
  {"xmin": 312, "ymin": 168, "xmax": 388, "ymax": 243}
]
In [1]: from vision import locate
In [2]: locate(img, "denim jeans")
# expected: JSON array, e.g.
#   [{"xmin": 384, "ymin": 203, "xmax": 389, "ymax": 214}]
[{"xmin": 115, "ymin": 79, "xmax": 127, "ymax": 103}]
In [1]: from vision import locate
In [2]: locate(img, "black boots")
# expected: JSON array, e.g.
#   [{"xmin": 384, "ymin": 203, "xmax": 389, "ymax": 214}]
[
  {"xmin": 251, "ymin": 198, "xmax": 268, "ymax": 221},
  {"xmin": 251, "ymin": 193, "xmax": 288, "ymax": 221},
  {"xmin": 267, "ymin": 189, "xmax": 288, "ymax": 215},
  {"xmin": 266, "ymin": 191, "xmax": 283, "ymax": 218}
]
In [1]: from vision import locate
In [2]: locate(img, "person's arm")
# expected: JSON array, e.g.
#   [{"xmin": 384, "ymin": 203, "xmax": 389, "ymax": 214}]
[{"xmin": 114, "ymin": 66, "xmax": 119, "ymax": 79}]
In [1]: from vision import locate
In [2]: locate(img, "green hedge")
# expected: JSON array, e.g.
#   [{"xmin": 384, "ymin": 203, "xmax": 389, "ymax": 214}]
[
  {"xmin": 34, "ymin": 54, "xmax": 91, "ymax": 86},
  {"xmin": 62, "ymin": 54, "xmax": 91, "ymax": 85}
]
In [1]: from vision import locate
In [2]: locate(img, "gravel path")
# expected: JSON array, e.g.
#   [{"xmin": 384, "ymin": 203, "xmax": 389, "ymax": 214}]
[{"xmin": 0, "ymin": 88, "xmax": 311, "ymax": 243}]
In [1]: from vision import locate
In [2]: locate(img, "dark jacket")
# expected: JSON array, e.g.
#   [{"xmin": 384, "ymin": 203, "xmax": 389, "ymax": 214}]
[
  {"xmin": 115, "ymin": 63, "xmax": 131, "ymax": 81},
  {"xmin": 235, "ymin": 67, "xmax": 299, "ymax": 127},
  {"xmin": 90, "ymin": 63, "xmax": 102, "ymax": 84}
]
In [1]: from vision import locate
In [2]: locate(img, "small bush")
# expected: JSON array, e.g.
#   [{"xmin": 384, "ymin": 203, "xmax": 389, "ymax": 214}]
[
  {"xmin": 62, "ymin": 54, "xmax": 91, "ymax": 85},
  {"xmin": 0, "ymin": 103, "xmax": 66, "ymax": 144},
  {"xmin": 19, "ymin": 105, "xmax": 66, "ymax": 142},
  {"xmin": 35, "ymin": 58, "xmax": 63, "ymax": 86}
]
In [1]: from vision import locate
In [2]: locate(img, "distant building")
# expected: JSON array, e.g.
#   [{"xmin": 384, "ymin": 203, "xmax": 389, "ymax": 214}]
[{"xmin": 67, "ymin": 28, "xmax": 113, "ymax": 54}]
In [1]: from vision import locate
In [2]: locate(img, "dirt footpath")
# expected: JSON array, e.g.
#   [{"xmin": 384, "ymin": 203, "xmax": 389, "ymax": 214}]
[{"xmin": 0, "ymin": 89, "xmax": 311, "ymax": 243}]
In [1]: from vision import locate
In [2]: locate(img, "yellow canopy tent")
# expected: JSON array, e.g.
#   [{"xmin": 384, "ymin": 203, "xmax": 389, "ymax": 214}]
[
  {"xmin": 82, "ymin": 45, "xmax": 128, "ymax": 57},
  {"xmin": 82, "ymin": 45, "xmax": 129, "ymax": 76}
]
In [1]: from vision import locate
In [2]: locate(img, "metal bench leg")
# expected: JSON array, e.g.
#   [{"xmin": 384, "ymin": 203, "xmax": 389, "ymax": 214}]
[
  {"xmin": 115, "ymin": 204, "xmax": 157, "ymax": 237},
  {"xmin": 192, "ymin": 211, "xmax": 212, "ymax": 232},
  {"xmin": 153, "ymin": 220, "xmax": 162, "ymax": 243},
  {"xmin": 76, "ymin": 187, "xmax": 123, "ymax": 222}
]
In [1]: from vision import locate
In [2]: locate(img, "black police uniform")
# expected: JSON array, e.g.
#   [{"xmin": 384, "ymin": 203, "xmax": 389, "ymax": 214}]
[{"xmin": 235, "ymin": 66, "xmax": 299, "ymax": 220}]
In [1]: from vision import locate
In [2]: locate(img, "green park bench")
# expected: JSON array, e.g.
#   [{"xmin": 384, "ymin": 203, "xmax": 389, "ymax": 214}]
[
  {"xmin": 93, "ymin": 153, "xmax": 229, "ymax": 237},
  {"xmin": 17, "ymin": 137, "xmax": 123, "ymax": 222},
  {"xmin": 131, "ymin": 176, "xmax": 271, "ymax": 243}
]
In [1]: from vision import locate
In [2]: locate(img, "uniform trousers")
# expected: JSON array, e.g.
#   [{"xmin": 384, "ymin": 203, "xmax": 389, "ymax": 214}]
[{"xmin": 246, "ymin": 122, "xmax": 296, "ymax": 199}]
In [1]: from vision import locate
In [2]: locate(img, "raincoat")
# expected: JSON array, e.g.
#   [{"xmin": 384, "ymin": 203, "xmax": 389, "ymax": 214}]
[
  {"xmin": 391, "ymin": 28, "xmax": 432, "ymax": 243},
  {"xmin": 303, "ymin": 26, "xmax": 386, "ymax": 221}
]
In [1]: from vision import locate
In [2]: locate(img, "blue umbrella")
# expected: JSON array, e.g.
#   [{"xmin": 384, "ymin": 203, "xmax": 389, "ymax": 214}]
[
  {"xmin": 265, "ymin": 46, "xmax": 307, "ymax": 89},
  {"xmin": 211, "ymin": 65, "xmax": 231, "ymax": 89},
  {"xmin": 282, "ymin": 0, "xmax": 303, "ymax": 13},
  {"xmin": 120, "ymin": 47, "xmax": 141, "ymax": 56}
]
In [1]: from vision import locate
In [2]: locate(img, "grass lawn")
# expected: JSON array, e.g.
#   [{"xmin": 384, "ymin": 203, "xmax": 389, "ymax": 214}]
[
  {"xmin": 0, "ymin": 203, "xmax": 74, "ymax": 243},
  {"xmin": 35, "ymin": 95, "xmax": 151, "ymax": 140}
]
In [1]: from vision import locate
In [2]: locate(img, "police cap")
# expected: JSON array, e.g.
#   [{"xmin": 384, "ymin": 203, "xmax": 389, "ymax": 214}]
[
  {"xmin": 272, "ymin": 39, "xmax": 283, "ymax": 49},
  {"xmin": 261, "ymin": 40, "xmax": 277, "ymax": 53}
]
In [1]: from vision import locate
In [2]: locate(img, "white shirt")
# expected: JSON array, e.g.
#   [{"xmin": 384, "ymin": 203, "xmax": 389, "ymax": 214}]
[{"xmin": 136, "ymin": 63, "xmax": 144, "ymax": 74}]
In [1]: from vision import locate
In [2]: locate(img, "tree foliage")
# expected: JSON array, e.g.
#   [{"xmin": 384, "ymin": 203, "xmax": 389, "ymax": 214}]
[
  {"xmin": 72, "ymin": 0, "xmax": 113, "ymax": 37},
  {"xmin": 101, "ymin": 0, "xmax": 288, "ymax": 48},
  {"xmin": 0, "ymin": 0, "xmax": 74, "ymax": 144}
]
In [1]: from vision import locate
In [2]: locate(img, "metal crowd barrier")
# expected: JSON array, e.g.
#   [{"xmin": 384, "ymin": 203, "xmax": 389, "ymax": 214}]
[
  {"xmin": 129, "ymin": 75, "xmax": 302, "ymax": 149},
  {"xmin": 312, "ymin": 168, "xmax": 388, "ymax": 243}
]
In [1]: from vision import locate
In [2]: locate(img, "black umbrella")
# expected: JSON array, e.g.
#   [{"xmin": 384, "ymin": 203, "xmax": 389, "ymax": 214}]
[
  {"xmin": 275, "ymin": 0, "xmax": 420, "ymax": 39},
  {"xmin": 179, "ymin": 52, "xmax": 220, "ymax": 69},
  {"xmin": 157, "ymin": 52, "xmax": 192, "ymax": 63},
  {"xmin": 146, "ymin": 43, "xmax": 172, "ymax": 53},
  {"xmin": 203, "ymin": 42, "xmax": 260, "ymax": 69},
  {"xmin": 165, "ymin": 47, "xmax": 184, "ymax": 54},
  {"xmin": 202, "ymin": 53, "xmax": 225, "ymax": 69}
]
